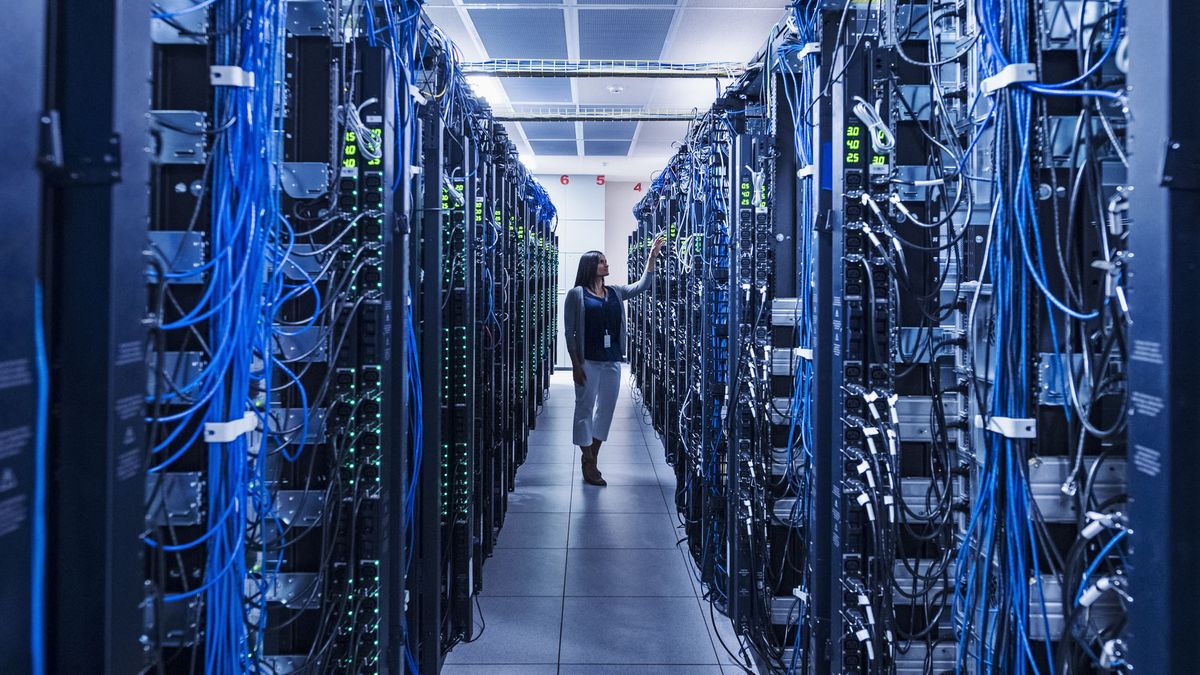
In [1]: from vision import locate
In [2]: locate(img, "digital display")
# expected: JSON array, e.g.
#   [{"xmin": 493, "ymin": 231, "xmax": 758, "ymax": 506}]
[
  {"xmin": 740, "ymin": 180, "xmax": 752, "ymax": 207},
  {"xmin": 845, "ymin": 124, "xmax": 864, "ymax": 166}
]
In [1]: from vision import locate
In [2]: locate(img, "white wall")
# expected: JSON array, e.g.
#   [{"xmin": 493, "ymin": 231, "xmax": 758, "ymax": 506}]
[
  {"xmin": 541, "ymin": 175, "xmax": 652, "ymax": 368},
  {"xmin": 604, "ymin": 181, "xmax": 648, "ymax": 286},
  {"xmin": 541, "ymin": 175, "xmax": 605, "ymax": 368}
]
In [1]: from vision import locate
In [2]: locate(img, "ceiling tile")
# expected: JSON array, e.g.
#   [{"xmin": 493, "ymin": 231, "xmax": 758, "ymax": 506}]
[
  {"xmin": 468, "ymin": 8, "xmax": 568, "ymax": 59},
  {"xmin": 582, "ymin": 121, "xmax": 639, "ymax": 141},
  {"xmin": 578, "ymin": 8, "xmax": 675, "ymax": 59},
  {"xmin": 529, "ymin": 140, "xmax": 578, "ymax": 156},
  {"xmin": 575, "ymin": 77, "xmax": 657, "ymax": 106},
  {"xmin": 659, "ymin": 8, "xmax": 785, "ymax": 61},
  {"xmin": 520, "ymin": 121, "xmax": 577, "ymax": 140},
  {"xmin": 634, "ymin": 120, "xmax": 692, "ymax": 142},
  {"xmin": 501, "ymin": 77, "xmax": 573, "ymax": 103},
  {"xmin": 584, "ymin": 140, "xmax": 631, "ymax": 156}
]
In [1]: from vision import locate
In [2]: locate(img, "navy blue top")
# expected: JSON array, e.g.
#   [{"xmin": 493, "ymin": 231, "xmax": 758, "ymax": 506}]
[{"xmin": 582, "ymin": 287, "xmax": 623, "ymax": 361}]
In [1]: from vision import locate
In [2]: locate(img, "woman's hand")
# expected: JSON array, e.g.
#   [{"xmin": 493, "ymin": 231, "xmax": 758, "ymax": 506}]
[
  {"xmin": 573, "ymin": 363, "xmax": 587, "ymax": 387},
  {"xmin": 648, "ymin": 235, "xmax": 666, "ymax": 263}
]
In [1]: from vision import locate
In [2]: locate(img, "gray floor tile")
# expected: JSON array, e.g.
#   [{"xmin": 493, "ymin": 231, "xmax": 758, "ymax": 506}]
[
  {"xmin": 559, "ymin": 662, "xmax": 720, "ymax": 667},
  {"xmin": 496, "ymin": 512, "xmax": 570, "ymax": 549},
  {"xmin": 525, "ymin": 444, "xmax": 576, "ymax": 464},
  {"xmin": 565, "ymin": 548, "xmax": 697, "ymax": 597},
  {"xmin": 569, "ymin": 513, "xmax": 679, "ymax": 549},
  {"xmin": 589, "ymin": 462, "xmax": 660, "ymax": 486},
  {"xmin": 480, "ymin": 547, "xmax": 566, "ymax": 596},
  {"xmin": 441, "ymin": 662, "xmax": 556, "ymax": 667},
  {"xmin": 515, "ymin": 462, "xmax": 574, "ymax": 486},
  {"xmin": 573, "ymin": 484, "xmax": 670, "ymax": 514},
  {"xmin": 559, "ymin": 597, "xmax": 719, "ymax": 664},
  {"xmin": 506, "ymin": 484, "xmax": 573, "ymax": 513},
  {"xmin": 442, "ymin": 596, "xmax": 563, "ymax": 664}
]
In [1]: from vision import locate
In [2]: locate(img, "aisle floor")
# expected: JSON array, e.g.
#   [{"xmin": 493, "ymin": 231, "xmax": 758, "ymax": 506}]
[{"xmin": 443, "ymin": 367, "xmax": 751, "ymax": 675}]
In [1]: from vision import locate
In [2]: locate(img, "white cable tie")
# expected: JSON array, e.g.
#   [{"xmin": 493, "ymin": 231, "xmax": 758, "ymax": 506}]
[
  {"xmin": 796, "ymin": 165, "xmax": 815, "ymax": 179},
  {"xmin": 856, "ymin": 460, "xmax": 870, "ymax": 475},
  {"xmin": 1083, "ymin": 511, "xmax": 1121, "ymax": 540},
  {"xmin": 409, "ymin": 84, "xmax": 428, "ymax": 105},
  {"xmin": 861, "ymin": 193, "xmax": 885, "ymax": 219},
  {"xmin": 799, "ymin": 42, "xmax": 821, "ymax": 58},
  {"xmin": 1080, "ymin": 577, "xmax": 1113, "ymax": 608},
  {"xmin": 204, "ymin": 411, "xmax": 259, "ymax": 443},
  {"xmin": 795, "ymin": 347, "xmax": 814, "ymax": 360},
  {"xmin": 974, "ymin": 415, "xmax": 1037, "ymax": 439},
  {"xmin": 210, "ymin": 65, "xmax": 255, "ymax": 88},
  {"xmin": 792, "ymin": 587, "xmax": 809, "ymax": 602},
  {"xmin": 856, "ymin": 493, "xmax": 871, "ymax": 506},
  {"xmin": 981, "ymin": 63, "xmax": 1038, "ymax": 95},
  {"xmin": 862, "ymin": 426, "xmax": 880, "ymax": 437},
  {"xmin": 855, "ymin": 628, "xmax": 871, "ymax": 642},
  {"xmin": 882, "ymin": 495, "xmax": 894, "ymax": 506},
  {"xmin": 888, "ymin": 193, "xmax": 913, "ymax": 217},
  {"xmin": 857, "ymin": 593, "xmax": 870, "ymax": 606}
]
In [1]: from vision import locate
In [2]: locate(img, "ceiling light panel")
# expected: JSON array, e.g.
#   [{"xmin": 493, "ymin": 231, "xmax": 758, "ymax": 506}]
[
  {"xmin": 584, "ymin": 140, "xmax": 632, "ymax": 156},
  {"xmin": 468, "ymin": 8, "xmax": 568, "ymax": 59},
  {"xmin": 519, "ymin": 121, "xmax": 578, "ymax": 140},
  {"xmin": 578, "ymin": 8, "xmax": 675, "ymax": 59},
  {"xmin": 501, "ymin": 77, "xmax": 574, "ymax": 103},
  {"xmin": 528, "ymin": 140, "xmax": 579, "ymax": 156},
  {"xmin": 581, "ymin": 121, "xmax": 639, "ymax": 141}
]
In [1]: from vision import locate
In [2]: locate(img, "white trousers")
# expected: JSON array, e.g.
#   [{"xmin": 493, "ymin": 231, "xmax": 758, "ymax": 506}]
[{"xmin": 573, "ymin": 360, "xmax": 621, "ymax": 446}]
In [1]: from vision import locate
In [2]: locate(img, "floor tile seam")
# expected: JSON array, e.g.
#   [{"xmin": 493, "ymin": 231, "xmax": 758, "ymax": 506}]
[{"xmin": 557, "ymin": 452, "xmax": 575, "ymax": 669}]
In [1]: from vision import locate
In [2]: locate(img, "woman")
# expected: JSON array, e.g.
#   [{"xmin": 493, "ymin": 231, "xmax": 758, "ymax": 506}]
[{"xmin": 563, "ymin": 235, "xmax": 665, "ymax": 486}]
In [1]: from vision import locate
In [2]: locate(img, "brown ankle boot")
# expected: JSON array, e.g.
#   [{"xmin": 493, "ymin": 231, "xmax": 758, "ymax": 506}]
[{"xmin": 581, "ymin": 446, "xmax": 606, "ymax": 486}]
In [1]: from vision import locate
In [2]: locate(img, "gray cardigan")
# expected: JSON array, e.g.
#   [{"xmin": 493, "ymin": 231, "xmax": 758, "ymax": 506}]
[{"xmin": 564, "ymin": 270, "xmax": 654, "ymax": 362}]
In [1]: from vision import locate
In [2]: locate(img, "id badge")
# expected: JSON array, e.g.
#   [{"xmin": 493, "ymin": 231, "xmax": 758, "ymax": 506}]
[{"xmin": 603, "ymin": 333, "xmax": 612, "ymax": 349}]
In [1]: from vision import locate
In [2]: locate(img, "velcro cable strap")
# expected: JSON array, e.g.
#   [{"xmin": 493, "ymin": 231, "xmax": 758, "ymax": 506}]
[
  {"xmin": 974, "ymin": 415, "xmax": 1037, "ymax": 439},
  {"xmin": 981, "ymin": 63, "xmax": 1037, "ymax": 95},
  {"xmin": 205, "ymin": 411, "xmax": 259, "ymax": 443},
  {"xmin": 209, "ymin": 65, "xmax": 255, "ymax": 88}
]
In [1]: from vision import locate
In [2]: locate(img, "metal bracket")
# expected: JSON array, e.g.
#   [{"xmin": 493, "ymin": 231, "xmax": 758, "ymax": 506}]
[
  {"xmin": 1161, "ymin": 139, "xmax": 1200, "ymax": 190},
  {"xmin": 209, "ymin": 65, "xmax": 255, "ymax": 88},
  {"xmin": 974, "ymin": 415, "xmax": 1037, "ymax": 439},
  {"xmin": 37, "ymin": 111, "xmax": 122, "ymax": 185},
  {"xmin": 204, "ymin": 411, "xmax": 259, "ymax": 443},
  {"xmin": 280, "ymin": 162, "xmax": 330, "ymax": 199},
  {"xmin": 981, "ymin": 63, "xmax": 1037, "ymax": 95},
  {"xmin": 149, "ymin": 111, "xmax": 208, "ymax": 165},
  {"xmin": 285, "ymin": 0, "xmax": 329, "ymax": 36}
]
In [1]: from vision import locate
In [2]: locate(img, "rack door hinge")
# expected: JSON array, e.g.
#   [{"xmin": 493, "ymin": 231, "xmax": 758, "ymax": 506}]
[{"xmin": 1161, "ymin": 139, "xmax": 1200, "ymax": 191}]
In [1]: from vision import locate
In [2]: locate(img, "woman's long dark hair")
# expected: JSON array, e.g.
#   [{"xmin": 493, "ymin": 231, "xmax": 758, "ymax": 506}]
[{"xmin": 574, "ymin": 250, "xmax": 604, "ymax": 287}]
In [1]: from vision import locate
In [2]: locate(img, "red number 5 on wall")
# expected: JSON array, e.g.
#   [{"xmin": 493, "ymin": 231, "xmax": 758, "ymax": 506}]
[{"xmin": 596, "ymin": 175, "xmax": 606, "ymax": 186}]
